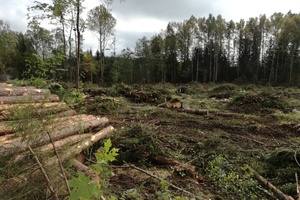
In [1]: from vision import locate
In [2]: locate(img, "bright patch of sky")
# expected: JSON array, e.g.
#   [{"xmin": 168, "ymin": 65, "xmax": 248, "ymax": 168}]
[{"xmin": 1, "ymin": 0, "xmax": 300, "ymax": 53}]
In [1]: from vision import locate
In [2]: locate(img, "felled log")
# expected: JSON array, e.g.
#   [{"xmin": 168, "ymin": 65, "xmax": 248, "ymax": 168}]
[
  {"xmin": 0, "ymin": 102, "xmax": 69, "ymax": 112},
  {"xmin": 158, "ymin": 98, "xmax": 182, "ymax": 109},
  {"xmin": 0, "ymin": 113, "xmax": 100, "ymax": 136},
  {"xmin": 0, "ymin": 94, "xmax": 60, "ymax": 104},
  {"xmin": 248, "ymin": 167, "xmax": 294, "ymax": 200},
  {"xmin": 72, "ymin": 159, "xmax": 100, "ymax": 183},
  {"xmin": 150, "ymin": 155, "xmax": 202, "ymax": 183},
  {"xmin": 0, "ymin": 87, "xmax": 50, "ymax": 96},
  {"xmin": 13, "ymin": 134, "xmax": 92, "ymax": 163},
  {"xmin": 0, "ymin": 103, "xmax": 71, "ymax": 121},
  {"xmin": 0, "ymin": 126, "xmax": 115, "ymax": 196},
  {"xmin": 0, "ymin": 116, "xmax": 109, "ymax": 156},
  {"xmin": 0, "ymin": 122, "xmax": 14, "ymax": 135}
]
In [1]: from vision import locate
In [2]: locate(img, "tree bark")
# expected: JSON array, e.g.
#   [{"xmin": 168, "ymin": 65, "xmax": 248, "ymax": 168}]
[
  {"xmin": 13, "ymin": 134, "xmax": 92, "ymax": 163},
  {"xmin": 248, "ymin": 167, "xmax": 294, "ymax": 200},
  {"xmin": 76, "ymin": 0, "xmax": 80, "ymax": 89},
  {"xmin": 0, "ymin": 87, "xmax": 50, "ymax": 96},
  {"xmin": 72, "ymin": 159, "xmax": 100, "ymax": 183},
  {"xmin": 0, "ymin": 126, "xmax": 114, "ymax": 196},
  {"xmin": 0, "ymin": 94, "xmax": 60, "ymax": 104},
  {"xmin": 0, "ymin": 116, "xmax": 109, "ymax": 156}
]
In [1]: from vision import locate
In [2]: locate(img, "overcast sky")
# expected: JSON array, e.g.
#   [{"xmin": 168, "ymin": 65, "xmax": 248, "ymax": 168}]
[{"xmin": 1, "ymin": 0, "xmax": 300, "ymax": 54}]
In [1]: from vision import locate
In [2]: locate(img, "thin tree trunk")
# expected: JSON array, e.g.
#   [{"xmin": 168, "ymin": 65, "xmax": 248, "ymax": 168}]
[
  {"xmin": 289, "ymin": 51, "xmax": 294, "ymax": 87},
  {"xmin": 76, "ymin": 1, "xmax": 80, "ymax": 89},
  {"xmin": 196, "ymin": 49, "xmax": 199, "ymax": 82}
]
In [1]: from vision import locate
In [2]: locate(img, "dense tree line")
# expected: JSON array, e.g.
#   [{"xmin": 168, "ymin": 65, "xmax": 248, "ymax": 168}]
[
  {"xmin": 126, "ymin": 12, "xmax": 300, "ymax": 86},
  {"xmin": 1, "ymin": 1, "xmax": 300, "ymax": 87}
]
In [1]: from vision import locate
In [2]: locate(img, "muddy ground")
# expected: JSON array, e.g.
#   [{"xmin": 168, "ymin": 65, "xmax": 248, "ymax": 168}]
[{"xmin": 79, "ymin": 83, "xmax": 300, "ymax": 200}]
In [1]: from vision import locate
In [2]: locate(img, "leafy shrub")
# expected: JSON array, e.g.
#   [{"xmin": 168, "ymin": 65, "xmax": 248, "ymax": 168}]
[
  {"xmin": 50, "ymin": 83, "xmax": 84, "ymax": 105},
  {"xmin": 206, "ymin": 155, "xmax": 264, "ymax": 200},
  {"xmin": 68, "ymin": 139, "xmax": 119, "ymax": 200}
]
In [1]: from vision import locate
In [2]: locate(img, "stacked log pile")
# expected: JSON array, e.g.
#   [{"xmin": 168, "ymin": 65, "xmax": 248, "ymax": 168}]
[{"xmin": 0, "ymin": 83, "xmax": 114, "ymax": 197}]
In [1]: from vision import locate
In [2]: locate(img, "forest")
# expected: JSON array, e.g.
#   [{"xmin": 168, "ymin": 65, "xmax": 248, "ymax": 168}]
[
  {"xmin": 2, "ymin": 0, "xmax": 300, "ymax": 200},
  {"xmin": 0, "ymin": 1, "xmax": 300, "ymax": 87}
]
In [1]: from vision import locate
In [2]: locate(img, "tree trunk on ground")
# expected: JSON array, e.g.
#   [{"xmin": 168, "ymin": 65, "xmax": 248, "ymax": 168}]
[
  {"xmin": 0, "ymin": 88, "xmax": 50, "ymax": 96},
  {"xmin": 248, "ymin": 167, "xmax": 294, "ymax": 200},
  {"xmin": 0, "ymin": 94, "xmax": 60, "ymax": 104},
  {"xmin": 0, "ymin": 116, "xmax": 109, "ymax": 156},
  {"xmin": 0, "ymin": 126, "xmax": 114, "ymax": 196}
]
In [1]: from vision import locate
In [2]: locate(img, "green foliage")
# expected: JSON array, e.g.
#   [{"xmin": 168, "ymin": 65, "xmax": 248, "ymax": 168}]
[
  {"xmin": 155, "ymin": 180, "xmax": 189, "ymax": 200},
  {"xmin": 228, "ymin": 91, "xmax": 287, "ymax": 113},
  {"xmin": 206, "ymin": 155, "xmax": 264, "ymax": 200},
  {"xmin": 116, "ymin": 124, "xmax": 165, "ymax": 163},
  {"xmin": 68, "ymin": 139, "xmax": 119, "ymax": 200},
  {"xmin": 7, "ymin": 77, "xmax": 49, "ymax": 88},
  {"xmin": 68, "ymin": 172, "xmax": 101, "ymax": 200},
  {"xmin": 209, "ymin": 83, "xmax": 240, "ymax": 99},
  {"xmin": 51, "ymin": 83, "xmax": 84, "ymax": 105},
  {"xmin": 24, "ymin": 54, "xmax": 47, "ymax": 79},
  {"xmin": 92, "ymin": 138, "xmax": 119, "ymax": 174}
]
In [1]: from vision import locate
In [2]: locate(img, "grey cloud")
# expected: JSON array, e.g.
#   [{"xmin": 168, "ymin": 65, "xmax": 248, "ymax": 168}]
[
  {"xmin": 84, "ymin": 30, "xmax": 155, "ymax": 54},
  {"xmin": 111, "ymin": 0, "xmax": 222, "ymax": 21},
  {"xmin": 0, "ymin": 0, "xmax": 30, "ymax": 32}
]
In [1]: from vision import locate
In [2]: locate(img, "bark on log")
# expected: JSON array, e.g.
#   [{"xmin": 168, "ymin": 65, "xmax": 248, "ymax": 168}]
[
  {"xmin": 0, "ymin": 94, "xmax": 60, "ymax": 104},
  {"xmin": 72, "ymin": 159, "xmax": 100, "ymax": 183},
  {"xmin": 0, "ymin": 116, "xmax": 109, "ymax": 156},
  {"xmin": 46, "ymin": 125, "xmax": 114, "ymax": 166},
  {"xmin": 13, "ymin": 134, "xmax": 92, "ymax": 163},
  {"xmin": 248, "ymin": 167, "xmax": 294, "ymax": 200},
  {"xmin": 0, "ymin": 126, "xmax": 114, "ymax": 196},
  {"xmin": 150, "ymin": 155, "xmax": 202, "ymax": 182},
  {"xmin": 0, "ymin": 87, "xmax": 50, "ymax": 96},
  {"xmin": 0, "ymin": 103, "xmax": 71, "ymax": 121},
  {"xmin": 0, "ymin": 122, "xmax": 14, "ymax": 135},
  {"xmin": 0, "ymin": 102, "xmax": 68, "ymax": 112}
]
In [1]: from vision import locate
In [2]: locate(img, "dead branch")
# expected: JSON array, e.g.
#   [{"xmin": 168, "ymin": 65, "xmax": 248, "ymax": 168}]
[
  {"xmin": 28, "ymin": 145, "xmax": 59, "ymax": 200},
  {"xmin": 125, "ymin": 161, "xmax": 198, "ymax": 198},
  {"xmin": 248, "ymin": 167, "xmax": 294, "ymax": 200},
  {"xmin": 294, "ymin": 151, "xmax": 300, "ymax": 168},
  {"xmin": 44, "ymin": 120, "xmax": 71, "ymax": 195},
  {"xmin": 72, "ymin": 159, "xmax": 100, "ymax": 183},
  {"xmin": 296, "ymin": 173, "xmax": 300, "ymax": 200}
]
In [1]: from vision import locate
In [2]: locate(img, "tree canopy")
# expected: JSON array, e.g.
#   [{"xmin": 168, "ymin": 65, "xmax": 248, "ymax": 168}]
[{"xmin": 1, "ymin": 2, "xmax": 300, "ymax": 87}]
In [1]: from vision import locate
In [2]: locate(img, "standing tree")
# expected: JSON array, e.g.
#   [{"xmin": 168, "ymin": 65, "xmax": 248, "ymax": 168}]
[{"xmin": 87, "ymin": 4, "xmax": 116, "ymax": 86}]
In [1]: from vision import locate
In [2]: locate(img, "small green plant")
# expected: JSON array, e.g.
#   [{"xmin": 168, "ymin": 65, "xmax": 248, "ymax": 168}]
[
  {"xmin": 155, "ymin": 180, "xmax": 189, "ymax": 200},
  {"xmin": 56, "ymin": 87, "xmax": 84, "ymax": 105},
  {"xmin": 206, "ymin": 155, "xmax": 265, "ymax": 200},
  {"xmin": 68, "ymin": 139, "xmax": 119, "ymax": 200}
]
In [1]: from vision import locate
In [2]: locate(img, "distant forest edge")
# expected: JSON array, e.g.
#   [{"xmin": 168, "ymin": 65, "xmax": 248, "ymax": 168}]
[{"xmin": 0, "ymin": 2, "xmax": 300, "ymax": 87}]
